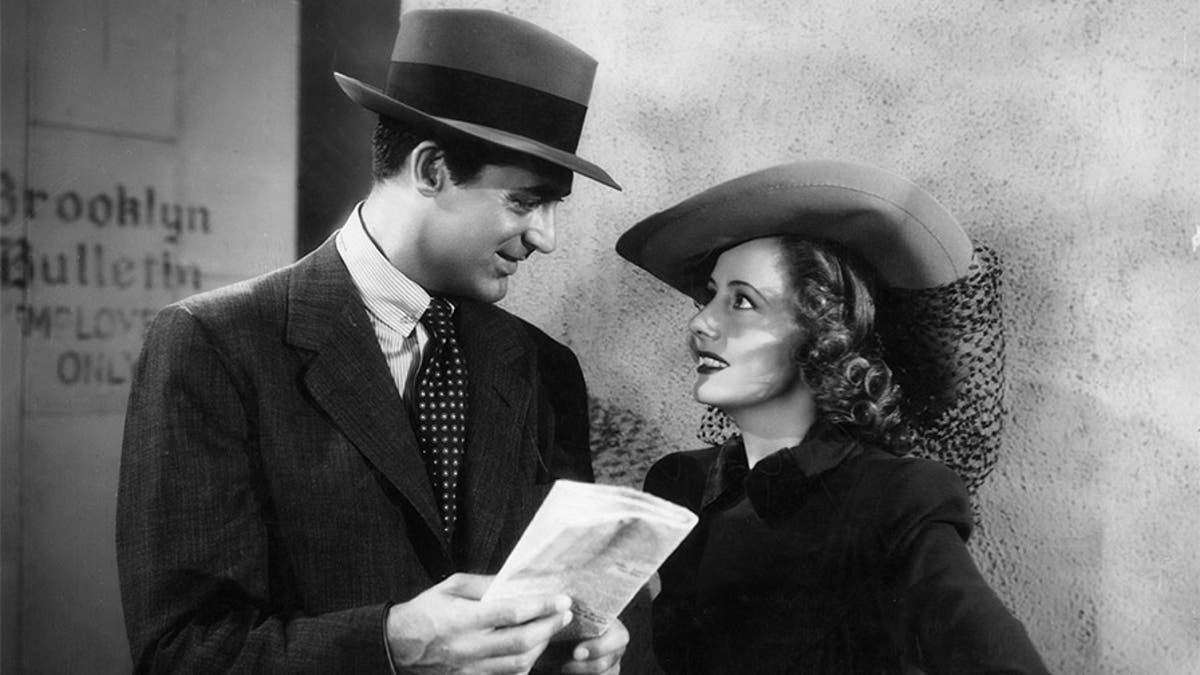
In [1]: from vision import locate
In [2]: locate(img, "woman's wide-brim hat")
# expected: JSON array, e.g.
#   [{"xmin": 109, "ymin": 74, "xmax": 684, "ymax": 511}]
[
  {"xmin": 618, "ymin": 159, "xmax": 1006, "ymax": 497},
  {"xmin": 335, "ymin": 9, "xmax": 620, "ymax": 191},
  {"xmin": 616, "ymin": 159, "xmax": 972, "ymax": 297}
]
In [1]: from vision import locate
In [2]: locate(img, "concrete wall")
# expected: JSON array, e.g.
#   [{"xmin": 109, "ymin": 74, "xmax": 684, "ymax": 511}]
[
  {"xmin": 407, "ymin": 1, "xmax": 1199, "ymax": 673},
  {"xmin": 0, "ymin": 1, "xmax": 298, "ymax": 671}
]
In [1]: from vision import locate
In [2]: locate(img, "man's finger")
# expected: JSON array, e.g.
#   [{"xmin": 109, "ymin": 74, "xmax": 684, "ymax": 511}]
[
  {"xmin": 452, "ymin": 608, "xmax": 573, "ymax": 662},
  {"xmin": 473, "ymin": 593, "xmax": 572, "ymax": 630},
  {"xmin": 463, "ymin": 649, "xmax": 545, "ymax": 675},
  {"xmin": 571, "ymin": 620, "xmax": 630, "ymax": 660},
  {"xmin": 560, "ymin": 620, "xmax": 629, "ymax": 674},
  {"xmin": 436, "ymin": 572, "xmax": 495, "ymax": 600},
  {"xmin": 561, "ymin": 651, "xmax": 623, "ymax": 675}
]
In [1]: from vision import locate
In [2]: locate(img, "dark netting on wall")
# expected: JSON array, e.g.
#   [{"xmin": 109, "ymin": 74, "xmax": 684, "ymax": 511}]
[{"xmin": 877, "ymin": 245, "xmax": 1006, "ymax": 494}]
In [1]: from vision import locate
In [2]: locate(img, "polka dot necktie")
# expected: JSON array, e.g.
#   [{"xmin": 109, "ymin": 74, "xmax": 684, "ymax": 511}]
[{"xmin": 415, "ymin": 297, "xmax": 467, "ymax": 537}]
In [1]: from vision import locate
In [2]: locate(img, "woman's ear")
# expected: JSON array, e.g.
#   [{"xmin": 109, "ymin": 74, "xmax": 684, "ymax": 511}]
[{"xmin": 409, "ymin": 141, "xmax": 447, "ymax": 197}]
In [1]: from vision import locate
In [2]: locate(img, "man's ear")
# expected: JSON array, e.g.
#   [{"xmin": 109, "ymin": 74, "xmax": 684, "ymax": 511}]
[{"xmin": 409, "ymin": 140, "xmax": 447, "ymax": 197}]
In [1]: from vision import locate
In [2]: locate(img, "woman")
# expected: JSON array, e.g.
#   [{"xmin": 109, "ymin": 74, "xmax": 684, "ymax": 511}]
[{"xmin": 616, "ymin": 160, "xmax": 1048, "ymax": 674}]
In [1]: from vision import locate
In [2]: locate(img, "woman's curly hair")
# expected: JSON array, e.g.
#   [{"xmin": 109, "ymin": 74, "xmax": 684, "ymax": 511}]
[{"xmin": 777, "ymin": 237, "xmax": 914, "ymax": 454}]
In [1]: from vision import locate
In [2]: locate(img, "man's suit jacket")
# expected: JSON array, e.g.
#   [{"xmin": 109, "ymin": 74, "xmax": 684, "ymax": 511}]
[{"xmin": 116, "ymin": 236, "xmax": 592, "ymax": 673}]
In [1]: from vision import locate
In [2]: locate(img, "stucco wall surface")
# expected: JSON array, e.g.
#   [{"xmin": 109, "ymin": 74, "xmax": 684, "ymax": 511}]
[{"xmin": 408, "ymin": 1, "xmax": 1200, "ymax": 672}]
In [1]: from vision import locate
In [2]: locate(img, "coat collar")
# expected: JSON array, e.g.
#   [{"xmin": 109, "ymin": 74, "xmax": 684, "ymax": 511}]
[
  {"xmin": 285, "ymin": 235, "xmax": 534, "ymax": 568},
  {"xmin": 702, "ymin": 422, "xmax": 863, "ymax": 520}
]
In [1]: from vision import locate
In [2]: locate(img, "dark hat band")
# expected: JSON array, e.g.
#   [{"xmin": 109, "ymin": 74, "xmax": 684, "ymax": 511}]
[{"xmin": 387, "ymin": 62, "xmax": 588, "ymax": 153}]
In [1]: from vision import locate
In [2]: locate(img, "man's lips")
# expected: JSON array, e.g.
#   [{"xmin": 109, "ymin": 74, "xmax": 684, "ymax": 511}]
[{"xmin": 496, "ymin": 251, "xmax": 522, "ymax": 274}]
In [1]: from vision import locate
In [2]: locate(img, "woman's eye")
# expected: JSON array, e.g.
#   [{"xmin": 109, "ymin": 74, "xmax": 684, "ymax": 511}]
[{"xmin": 732, "ymin": 294, "xmax": 754, "ymax": 309}]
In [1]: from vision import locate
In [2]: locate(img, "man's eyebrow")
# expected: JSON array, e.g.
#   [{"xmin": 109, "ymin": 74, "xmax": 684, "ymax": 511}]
[{"xmin": 517, "ymin": 184, "xmax": 572, "ymax": 200}]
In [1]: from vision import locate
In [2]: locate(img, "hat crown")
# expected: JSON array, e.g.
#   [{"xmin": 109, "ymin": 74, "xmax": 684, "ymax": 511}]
[
  {"xmin": 390, "ymin": 9, "xmax": 596, "ymax": 106},
  {"xmin": 334, "ymin": 8, "xmax": 620, "ymax": 190},
  {"xmin": 617, "ymin": 160, "xmax": 973, "ymax": 292}
]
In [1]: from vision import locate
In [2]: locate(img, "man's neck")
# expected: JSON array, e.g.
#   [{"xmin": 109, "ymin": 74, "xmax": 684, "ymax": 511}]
[{"xmin": 359, "ymin": 179, "xmax": 426, "ymax": 274}]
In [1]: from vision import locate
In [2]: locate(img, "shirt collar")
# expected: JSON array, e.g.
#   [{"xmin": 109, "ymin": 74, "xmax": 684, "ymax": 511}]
[
  {"xmin": 336, "ymin": 203, "xmax": 439, "ymax": 334},
  {"xmin": 701, "ymin": 422, "xmax": 863, "ymax": 519}
]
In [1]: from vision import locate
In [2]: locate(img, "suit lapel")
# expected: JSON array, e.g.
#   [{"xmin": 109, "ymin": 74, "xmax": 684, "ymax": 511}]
[
  {"xmin": 456, "ymin": 300, "xmax": 533, "ymax": 569},
  {"xmin": 285, "ymin": 238, "xmax": 448, "ymax": 558}
]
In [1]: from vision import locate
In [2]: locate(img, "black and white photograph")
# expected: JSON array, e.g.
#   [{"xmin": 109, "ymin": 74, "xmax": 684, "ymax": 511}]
[{"xmin": 2, "ymin": 0, "xmax": 1197, "ymax": 672}]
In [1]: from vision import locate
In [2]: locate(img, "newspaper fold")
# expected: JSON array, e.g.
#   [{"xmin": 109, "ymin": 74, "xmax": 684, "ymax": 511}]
[{"xmin": 481, "ymin": 479, "xmax": 698, "ymax": 641}]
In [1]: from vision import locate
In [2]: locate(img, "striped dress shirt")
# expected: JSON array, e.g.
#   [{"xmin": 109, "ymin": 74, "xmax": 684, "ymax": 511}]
[{"xmin": 336, "ymin": 204, "xmax": 450, "ymax": 405}]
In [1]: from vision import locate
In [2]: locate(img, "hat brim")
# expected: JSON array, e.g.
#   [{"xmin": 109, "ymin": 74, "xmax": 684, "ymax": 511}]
[
  {"xmin": 616, "ymin": 159, "xmax": 972, "ymax": 296},
  {"xmin": 335, "ymin": 72, "xmax": 621, "ymax": 191}
]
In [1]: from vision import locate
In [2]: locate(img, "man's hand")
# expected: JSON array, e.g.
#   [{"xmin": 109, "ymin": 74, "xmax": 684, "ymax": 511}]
[
  {"xmin": 386, "ymin": 573, "xmax": 573, "ymax": 674},
  {"xmin": 541, "ymin": 618, "xmax": 629, "ymax": 675}
]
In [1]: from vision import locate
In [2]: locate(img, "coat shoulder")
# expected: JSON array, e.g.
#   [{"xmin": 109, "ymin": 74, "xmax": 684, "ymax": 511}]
[
  {"xmin": 173, "ymin": 262, "xmax": 294, "ymax": 329},
  {"xmin": 854, "ymin": 451, "xmax": 969, "ymax": 508},
  {"xmin": 459, "ymin": 301, "xmax": 582, "ymax": 373},
  {"xmin": 643, "ymin": 446, "xmax": 720, "ymax": 511},
  {"xmin": 471, "ymin": 302, "xmax": 571, "ymax": 350},
  {"xmin": 847, "ymin": 450, "xmax": 974, "ymax": 547}
]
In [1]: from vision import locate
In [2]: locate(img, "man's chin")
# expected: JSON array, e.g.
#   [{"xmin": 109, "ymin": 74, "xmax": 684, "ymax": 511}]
[{"xmin": 460, "ymin": 277, "xmax": 509, "ymax": 304}]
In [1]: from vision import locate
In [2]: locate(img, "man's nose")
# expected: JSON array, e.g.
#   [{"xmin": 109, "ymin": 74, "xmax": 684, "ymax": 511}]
[{"xmin": 522, "ymin": 204, "xmax": 557, "ymax": 255}]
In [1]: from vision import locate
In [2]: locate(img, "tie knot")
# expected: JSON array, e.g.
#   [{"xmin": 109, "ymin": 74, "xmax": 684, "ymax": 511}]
[{"xmin": 421, "ymin": 297, "xmax": 455, "ymax": 340}]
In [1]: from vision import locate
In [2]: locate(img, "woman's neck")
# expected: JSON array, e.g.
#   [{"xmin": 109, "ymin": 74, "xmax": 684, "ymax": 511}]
[{"xmin": 728, "ymin": 397, "xmax": 817, "ymax": 468}]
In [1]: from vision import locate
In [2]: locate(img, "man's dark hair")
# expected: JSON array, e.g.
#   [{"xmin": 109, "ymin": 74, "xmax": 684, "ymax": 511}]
[{"xmin": 371, "ymin": 115, "xmax": 569, "ymax": 186}]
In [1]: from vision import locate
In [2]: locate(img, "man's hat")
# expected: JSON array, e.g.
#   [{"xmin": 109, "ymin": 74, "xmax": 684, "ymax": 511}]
[
  {"xmin": 335, "ymin": 9, "xmax": 620, "ymax": 190},
  {"xmin": 616, "ymin": 159, "xmax": 972, "ymax": 298}
]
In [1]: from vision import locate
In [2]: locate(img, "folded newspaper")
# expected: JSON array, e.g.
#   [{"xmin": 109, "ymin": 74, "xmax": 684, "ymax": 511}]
[{"xmin": 481, "ymin": 479, "xmax": 698, "ymax": 641}]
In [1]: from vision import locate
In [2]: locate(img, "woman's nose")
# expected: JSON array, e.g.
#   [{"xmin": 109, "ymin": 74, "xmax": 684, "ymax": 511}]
[{"xmin": 688, "ymin": 304, "xmax": 718, "ymax": 338}]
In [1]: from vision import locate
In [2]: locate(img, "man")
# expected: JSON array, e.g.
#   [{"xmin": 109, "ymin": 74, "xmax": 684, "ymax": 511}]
[{"xmin": 116, "ymin": 9, "xmax": 626, "ymax": 673}]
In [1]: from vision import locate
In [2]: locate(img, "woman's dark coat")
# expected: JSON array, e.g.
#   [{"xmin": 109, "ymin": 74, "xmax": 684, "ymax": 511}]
[{"xmin": 645, "ymin": 424, "xmax": 1049, "ymax": 674}]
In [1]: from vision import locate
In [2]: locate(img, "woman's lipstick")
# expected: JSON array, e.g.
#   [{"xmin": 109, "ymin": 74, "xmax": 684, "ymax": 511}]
[{"xmin": 695, "ymin": 350, "xmax": 729, "ymax": 374}]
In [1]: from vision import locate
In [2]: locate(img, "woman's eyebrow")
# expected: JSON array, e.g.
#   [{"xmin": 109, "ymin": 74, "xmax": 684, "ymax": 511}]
[{"xmin": 730, "ymin": 279, "xmax": 786, "ymax": 306}]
